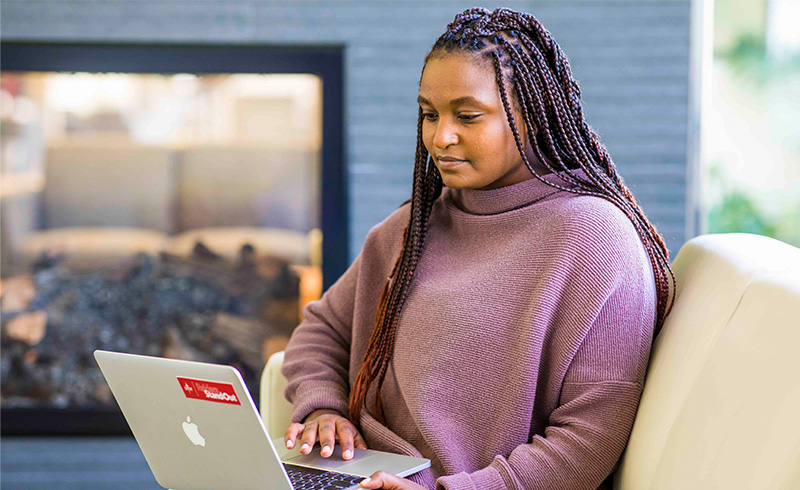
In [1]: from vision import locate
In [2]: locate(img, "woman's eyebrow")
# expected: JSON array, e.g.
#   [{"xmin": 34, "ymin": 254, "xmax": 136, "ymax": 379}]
[{"xmin": 417, "ymin": 95, "xmax": 487, "ymax": 108}]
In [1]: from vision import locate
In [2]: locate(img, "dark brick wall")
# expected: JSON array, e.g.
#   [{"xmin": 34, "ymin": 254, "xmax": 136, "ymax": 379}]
[{"xmin": 1, "ymin": 0, "xmax": 694, "ymax": 260}]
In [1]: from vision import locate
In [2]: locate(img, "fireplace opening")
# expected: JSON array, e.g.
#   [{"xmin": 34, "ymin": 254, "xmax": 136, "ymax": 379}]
[{"xmin": 0, "ymin": 43, "xmax": 347, "ymax": 435}]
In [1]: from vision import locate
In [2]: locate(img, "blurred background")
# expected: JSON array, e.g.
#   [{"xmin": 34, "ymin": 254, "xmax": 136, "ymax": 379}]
[
  {"xmin": 1, "ymin": 0, "xmax": 798, "ymax": 489},
  {"xmin": 704, "ymin": 0, "xmax": 799, "ymax": 246}
]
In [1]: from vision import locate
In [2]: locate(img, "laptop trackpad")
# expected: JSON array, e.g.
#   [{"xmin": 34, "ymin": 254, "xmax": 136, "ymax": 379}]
[{"xmin": 272, "ymin": 437, "xmax": 429, "ymax": 478}]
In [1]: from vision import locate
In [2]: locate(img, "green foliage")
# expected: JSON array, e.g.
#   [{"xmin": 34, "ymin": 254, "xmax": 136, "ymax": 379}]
[
  {"xmin": 720, "ymin": 32, "xmax": 800, "ymax": 87},
  {"xmin": 707, "ymin": 2, "xmax": 800, "ymax": 248},
  {"xmin": 774, "ymin": 202, "xmax": 800, "ymax": 247},
  {"xmin": 707, "ymin": 187, "xmax": 800, "ymax": 247},
  {"xmin": 708, "ymin": 188, "xmax": 776, "ymax": 235}
]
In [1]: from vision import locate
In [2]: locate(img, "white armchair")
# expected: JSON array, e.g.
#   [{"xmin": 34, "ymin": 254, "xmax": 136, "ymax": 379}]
[
  {"xmin": 261, "ymin": 350, "xmax": 294, "ymax": 439},
  {"xmin": 261, "ymin": 233, "xmax": 800, "ymax": 489},
  {"xmin": 614, "ymin": 233, "xmax": 800, "ymax": 489}
]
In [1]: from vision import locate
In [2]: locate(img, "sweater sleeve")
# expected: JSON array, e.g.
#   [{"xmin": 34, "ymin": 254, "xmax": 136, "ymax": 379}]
[
  {"xmin": 280, "ymin": 252, "xmax": 362, "ymax": 424},
  {"xmin": 435, "ymin": 379, "xmax": 644, "ymax": 490},
  {"xmin": 280, "ymin": 203, "xmax": 409, "ymax": 426},
  {"xmin": 436, "ymin": 229, "xmax": 656, "ymax": 490}
]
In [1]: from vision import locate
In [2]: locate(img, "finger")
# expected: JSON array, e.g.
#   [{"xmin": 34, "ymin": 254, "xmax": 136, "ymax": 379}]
[
  {"xmin": 284, "ymin": 423, "xmax": 304, "ymax": 449},
  {"xmin": 300, "ymin": 421, "xmax": 318, "ymax": 454},
  {"xmin": 336, "ymin": 420, "xmax": 356, "ymax": 460},
  {"xmin": 360, "ymin": 471, "xmax": 398, "ymax": 489},
  {"xmin": 353, "ymin": 431, "xmax": 368, "ymax": 451},
  {"xmin": 318, "ymin": 418, "xmax": 337, "ymax": 458}
]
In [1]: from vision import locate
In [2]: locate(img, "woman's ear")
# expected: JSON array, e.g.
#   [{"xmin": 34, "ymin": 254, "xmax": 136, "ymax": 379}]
[
  {"xmin": 516, "ymin": 107, "xmax": 533, "ymax": 153},
  {"xmin": 510, "ymin": 93, "xmax": 534, "ymax": 149},
  {"xmin": 513, "ymin": 102, "xmax": 551, "ymax": 173}
]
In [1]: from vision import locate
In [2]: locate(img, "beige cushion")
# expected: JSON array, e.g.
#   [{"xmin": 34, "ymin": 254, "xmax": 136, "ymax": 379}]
[{"xmin": 615, "ymin": 233, "xmax": 800, "ymax": 489}]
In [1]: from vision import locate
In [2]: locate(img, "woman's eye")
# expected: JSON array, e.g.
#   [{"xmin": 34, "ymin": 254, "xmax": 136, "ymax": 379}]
[{"xmin": 422, "ymin": 113, "xmax": 480, "ymax": 122}]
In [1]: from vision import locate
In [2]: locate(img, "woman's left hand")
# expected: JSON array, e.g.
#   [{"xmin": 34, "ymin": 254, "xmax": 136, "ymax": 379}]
[{"xmin": 358, "ymin": 471, "xmax": 428, "ymax": 490}]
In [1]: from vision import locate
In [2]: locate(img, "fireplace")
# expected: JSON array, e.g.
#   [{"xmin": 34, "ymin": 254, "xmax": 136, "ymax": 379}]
[{"xmin": 0, "ymin": 42, "xmax": 347, "ymax": 434}]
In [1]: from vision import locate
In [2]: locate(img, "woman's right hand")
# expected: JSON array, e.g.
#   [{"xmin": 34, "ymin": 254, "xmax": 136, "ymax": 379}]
[{"xmin": 284, "ymin": 409, "xmax": 368, "ymax": 461}]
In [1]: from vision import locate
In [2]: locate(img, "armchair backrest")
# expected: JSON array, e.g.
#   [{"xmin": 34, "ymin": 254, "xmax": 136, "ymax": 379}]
[{"xmin": 614, "ymin": 233, "xmax": 800, "ymax": 489}]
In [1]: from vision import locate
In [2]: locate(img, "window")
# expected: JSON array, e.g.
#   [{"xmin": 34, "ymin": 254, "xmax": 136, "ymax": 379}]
[{"xmin": 702, "ymin": 0, "xmax": 800, "ymax": 246}]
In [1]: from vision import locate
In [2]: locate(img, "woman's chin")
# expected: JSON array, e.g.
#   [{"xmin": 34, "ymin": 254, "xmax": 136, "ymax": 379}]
[{"xmin": 440, "ymin": 177, "xmax": 476, "ymax": 190}]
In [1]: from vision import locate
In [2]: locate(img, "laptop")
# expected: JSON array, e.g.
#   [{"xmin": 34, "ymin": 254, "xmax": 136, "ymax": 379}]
[{"xmin": 94, "ymin": 350, "xmax": 430, "ymax": 490}]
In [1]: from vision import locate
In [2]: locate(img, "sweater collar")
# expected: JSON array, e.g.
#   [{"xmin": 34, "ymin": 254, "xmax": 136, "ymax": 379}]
[{"xmin": 443, "ymin": 168, "xmax": 590, "ymax": 215}]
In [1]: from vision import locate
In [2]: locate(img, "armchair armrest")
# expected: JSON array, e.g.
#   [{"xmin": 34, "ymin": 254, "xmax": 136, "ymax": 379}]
[{"xmin": 260, "ymin": 351, "xmax": 293, "ymax": 438}]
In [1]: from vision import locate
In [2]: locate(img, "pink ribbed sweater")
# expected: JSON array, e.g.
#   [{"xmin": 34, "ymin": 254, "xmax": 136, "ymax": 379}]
[{"xmin": 282, "ymin": 168, "xmax": 657, "ymax": 490}]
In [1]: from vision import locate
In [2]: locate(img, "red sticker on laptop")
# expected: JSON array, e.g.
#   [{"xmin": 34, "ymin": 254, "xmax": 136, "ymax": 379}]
[{"xmin": 177, "ymin": 377, "xmax": 241, "ymax": 405}]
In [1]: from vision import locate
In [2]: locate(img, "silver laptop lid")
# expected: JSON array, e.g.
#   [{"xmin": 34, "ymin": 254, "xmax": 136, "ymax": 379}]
[{"xmin": 94, "ymin": 350, "xmax": 293, "ymax": 490}]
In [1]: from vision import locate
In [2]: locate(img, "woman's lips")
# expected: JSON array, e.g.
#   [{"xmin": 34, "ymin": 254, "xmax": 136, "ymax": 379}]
[{"xmin": 437, "ymin": 158, "xmax": 467, "ymax": 170}]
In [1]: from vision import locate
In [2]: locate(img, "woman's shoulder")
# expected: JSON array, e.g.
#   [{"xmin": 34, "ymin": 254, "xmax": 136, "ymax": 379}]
[
  {"xmin": 544, "ymin": 193, "xmax": 653, "ymax": 277},
  {"xmin": 550, "ymin": 193, "xmax": 642, "ymax": 245},
  {"xmin": 361, "ymin": 201, "xmax": 411, "ymax": 255}
]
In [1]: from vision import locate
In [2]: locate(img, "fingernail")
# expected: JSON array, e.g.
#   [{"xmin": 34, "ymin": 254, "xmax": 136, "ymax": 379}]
[
  {"xmin": 301, "ymin": 443, "xmax": 309, "ymax": 451},
  {"xmin": 360, "ymin": 477, "xmax": 371, "ymax": 486},
  {"xmin": 286, "ymin": 440, "xmax": 294, "ymax": 448},
  {"xmin": 321, "ymin": 446, "xmax": 331, "ymax": 456},
  {"xmin": 344, "ymin": 449, "xmax": 352, "ymax": 459}
]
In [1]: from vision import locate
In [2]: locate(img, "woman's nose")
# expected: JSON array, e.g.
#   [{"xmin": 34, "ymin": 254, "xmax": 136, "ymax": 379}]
[{"xmin": 432, "ymin": 119, "xmax": 458, "ymax": 149}]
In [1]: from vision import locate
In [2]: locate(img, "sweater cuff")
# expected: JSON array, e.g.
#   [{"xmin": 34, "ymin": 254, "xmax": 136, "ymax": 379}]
[
  {"xmin": 436, "ymin": 465, "xmax": 506, "ymax": 490},
  {"xmin": 289, "ymin": 381, "xmax": 350, "ymax": 424}
]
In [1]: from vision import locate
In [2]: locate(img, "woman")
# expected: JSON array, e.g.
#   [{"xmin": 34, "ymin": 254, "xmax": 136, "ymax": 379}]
[{"xmin": 281, "ymin": 7, "xmax": 675, "ymax": 490}]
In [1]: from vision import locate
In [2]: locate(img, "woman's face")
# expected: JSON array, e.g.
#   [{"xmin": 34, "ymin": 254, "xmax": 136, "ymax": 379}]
[{"xmin": 418, "ymin": 52, "xmax": 549, "ymax": 190}]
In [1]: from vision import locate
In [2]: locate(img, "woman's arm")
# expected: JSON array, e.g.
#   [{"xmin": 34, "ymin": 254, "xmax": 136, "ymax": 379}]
[
  {"xmin": 281, "ymin": 252, "xmax": 363, "ymax": 425},
  {"xmin": 282, "ymin": 202, "xmax": 409, "ymax": 429},
  {"xmin": 438, "ymin": 300, "xmax": 651, "ymax": 489},
  {"xmin": 436, "ymin": 381, "xmax": 644, "ymax": 490}
]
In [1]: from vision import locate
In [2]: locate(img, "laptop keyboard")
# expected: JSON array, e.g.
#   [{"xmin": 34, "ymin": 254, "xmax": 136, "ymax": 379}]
[{"xmin": 284, "ymin": 463, "xmax": 365, "ymax": 490}]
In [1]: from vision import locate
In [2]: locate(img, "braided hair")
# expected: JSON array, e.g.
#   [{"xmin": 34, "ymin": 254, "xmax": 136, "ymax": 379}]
[{"xmin": 348, "ymin": 7, "xmax": 676, "ymax": 425}]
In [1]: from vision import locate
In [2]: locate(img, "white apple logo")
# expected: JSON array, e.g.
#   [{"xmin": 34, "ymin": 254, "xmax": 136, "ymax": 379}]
[{"xmin": 182, "ymin": 416, "xmax": 206, "ymax": 447}]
